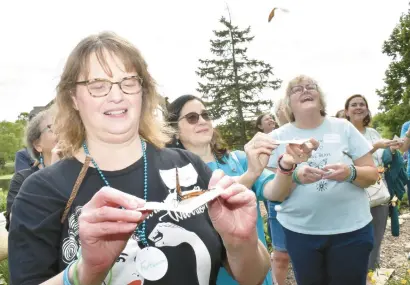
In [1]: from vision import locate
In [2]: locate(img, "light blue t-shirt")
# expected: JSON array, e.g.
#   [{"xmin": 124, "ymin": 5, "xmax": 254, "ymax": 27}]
[
  {"xmin": 208, "ymin": 150, "xmax": 273, "ymax": 285},
  {"xmin": 268, "ymin": 117, "xmax": 373, "ymax": 235},
  {"xmin": 400, "ymin": 121, "xmax": 410, "ymax": 178}
]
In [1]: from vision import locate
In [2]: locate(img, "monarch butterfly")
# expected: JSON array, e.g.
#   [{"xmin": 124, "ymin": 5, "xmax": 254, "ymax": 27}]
[
  {"xmin": 268, "ymin": 7, "xmax": 289, "ymax": 22},
  {"xmin": 175, "ymin": 167, "xmax": 210, "ymax": 202}
]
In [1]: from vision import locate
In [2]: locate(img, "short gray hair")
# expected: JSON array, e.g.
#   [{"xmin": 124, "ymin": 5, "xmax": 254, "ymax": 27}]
[
  {"xmin": 25, "ymin": 108, "xmax": 54, "ymax": 160},
  {"xmin": 283, "ymin": 75, "xmax": 327, "ymax": 122}
]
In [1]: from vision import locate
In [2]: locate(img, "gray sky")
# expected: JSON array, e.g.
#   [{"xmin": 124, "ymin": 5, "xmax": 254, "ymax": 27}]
[{"xmin": 0, "ymin": 0, "xmax": 408, "ymax": 121}]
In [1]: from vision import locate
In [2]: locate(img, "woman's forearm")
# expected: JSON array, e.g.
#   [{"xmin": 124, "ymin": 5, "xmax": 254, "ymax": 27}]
[
  {"xmin": 353, "ymin": 165, "xmax": 378, "ymax": 189},
  {"xmin": 40, "ymin": 259, "xmax": 107, "ymax": 285},
  {"xmin": 237, "ymin": 171, "xmax": 259, "ymax": 190},
  {"xmin": 263, "ymin": 171, "xmax": 294, "ymax": 201},
  {"xmin": 225, "ymin": 238, "xmax": 270, "ymax": 285}
]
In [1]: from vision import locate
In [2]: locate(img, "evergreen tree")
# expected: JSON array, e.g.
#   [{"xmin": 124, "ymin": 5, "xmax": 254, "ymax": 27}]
[{"xmin": 196, "ymin": 13, "xmax": 281, "ymax": 148}]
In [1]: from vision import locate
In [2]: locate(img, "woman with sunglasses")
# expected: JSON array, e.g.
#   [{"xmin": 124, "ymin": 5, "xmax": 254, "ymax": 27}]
[
  {"xmin": 8, "ymin": 32, "xmax": 272, "ymax": 285},
  {"xmin": 6, "ymin": 108, "xmax": 58, "ymax": 231},
  {"xmin": 166, "ymin": 94, "xmax": 317, "ymax": 285},
  {"xmin": 266, "ymin": 75, "xmax": 379, "ymax": 285}
]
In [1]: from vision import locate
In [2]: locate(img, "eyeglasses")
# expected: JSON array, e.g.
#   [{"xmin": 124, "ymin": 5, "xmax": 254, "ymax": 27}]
[
  {"xmin": 76, "ymin": 76, "xmax": 143, "ymax": 97},
  {"xmin": 40, "ymin": 124, "xmax": 53, "ymax": 134},
  {"xmin": 290, "ymin": 83, "xmax": 318, "ymax": 95},
  {"xmin": 178, "ymin": 111, "xmax": 212, "ymax": 125}
]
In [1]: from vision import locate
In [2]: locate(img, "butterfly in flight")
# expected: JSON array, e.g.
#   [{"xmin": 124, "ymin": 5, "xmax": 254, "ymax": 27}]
[{"xmin": 268, "ymin": 7, "xmax": 289, "ymax": 23}]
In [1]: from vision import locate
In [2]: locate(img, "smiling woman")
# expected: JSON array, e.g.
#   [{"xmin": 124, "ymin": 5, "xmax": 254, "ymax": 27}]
[
  {"xmin": 8, "ymin": 32, "xmax": 270, "ymax": 285},
  {"xmin": 266, "ymin": 75, "xmax": 379, "ymax": 285}
]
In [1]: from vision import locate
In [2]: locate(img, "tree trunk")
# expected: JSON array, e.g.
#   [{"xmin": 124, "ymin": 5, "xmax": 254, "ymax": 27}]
[{"xmin": 229, "ymin": 26, "xmax": 246, "ymax": 148}]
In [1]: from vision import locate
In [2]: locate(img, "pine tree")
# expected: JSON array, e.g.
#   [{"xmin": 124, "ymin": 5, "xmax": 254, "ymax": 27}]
[{"xmin": 196, "ymin": 13, "xmax": 281, "ymax": 148}]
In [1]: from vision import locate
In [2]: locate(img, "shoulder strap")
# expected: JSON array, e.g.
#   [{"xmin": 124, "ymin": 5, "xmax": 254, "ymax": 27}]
[{"xmin": 61, "ymin": 156, "xmax": 91, "ymax": 223}]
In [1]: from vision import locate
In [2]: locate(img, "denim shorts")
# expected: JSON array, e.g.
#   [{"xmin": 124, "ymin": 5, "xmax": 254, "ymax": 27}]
[{"xmin": 268, "ymin": 201, "xmax": 287, "ymax": 252}]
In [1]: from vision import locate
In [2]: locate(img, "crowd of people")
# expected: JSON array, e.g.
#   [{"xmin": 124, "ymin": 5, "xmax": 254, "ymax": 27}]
[{"xmin": 5, "ymin": 31, "xmax": 410, "ymax": 285}]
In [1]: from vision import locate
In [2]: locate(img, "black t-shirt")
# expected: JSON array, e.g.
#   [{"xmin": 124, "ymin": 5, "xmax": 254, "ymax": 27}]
[
  {"xmin": 9, "ymin": 144, "xmax": 226, "ymax": 285},
  {"xmin": 5, "ymin": 165, "xmax": 39, "ymax": 231}
]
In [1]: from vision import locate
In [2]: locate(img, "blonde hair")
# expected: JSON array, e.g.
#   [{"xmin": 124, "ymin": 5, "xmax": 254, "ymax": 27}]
[
  {"xmin": 54, "ymin": 31, "xmax": 171, "ymax": 157},
  {"xmin": 272, "ymin": 96, "xmax": 286, "ymax": 125},
  {"xmin": 283, "ymin": 75, "xmax": 327, "ymax": 122}
]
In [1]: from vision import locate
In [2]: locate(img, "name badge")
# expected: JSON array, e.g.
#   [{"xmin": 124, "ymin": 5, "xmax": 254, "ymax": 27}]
[{"xmin": 323, "ymin": 134, "xmax": 340, "ymax": 143}]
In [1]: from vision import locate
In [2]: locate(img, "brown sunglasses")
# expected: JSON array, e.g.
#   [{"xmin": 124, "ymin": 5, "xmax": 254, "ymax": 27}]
[{"xmin": 178, "ymin": 111, "xmax": 212, "ymax": 125}]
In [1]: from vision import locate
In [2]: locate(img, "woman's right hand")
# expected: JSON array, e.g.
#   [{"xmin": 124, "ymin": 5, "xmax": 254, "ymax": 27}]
[
  {"xmin": 76, "ymin": 187, "xmax": 149, "ymax": 284},
  {"xmin": 373, "ymin": 139, "xmax": 398, "ymax": 150}
]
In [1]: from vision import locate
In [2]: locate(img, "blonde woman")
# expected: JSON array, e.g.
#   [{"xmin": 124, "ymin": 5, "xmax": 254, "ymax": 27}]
[
  {"xmin": 267, "ymin": 75, "xmax": 378, "ymax": 285},
  {"xmin": 8, "ymin": 32, "xmax": 271, "ymax": 285}
]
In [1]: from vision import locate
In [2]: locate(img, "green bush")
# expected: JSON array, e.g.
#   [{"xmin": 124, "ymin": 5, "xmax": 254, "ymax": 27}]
[
  {"xmin": 0, "ymin": 260, "xmax": 8, "ymax": 284},
  {"xmin": 0, "ymin": 164, "xmax": 13, "ymax": 177},
  {"xmin": 262, "ymin": 215, "xmax": 273, "ymax": 253},
  {"xmin": 0, "ymin": 192, "xmax": 6, "ymax": 213},
  {"xmin": 0, "ymin": 180, "xmax": 9, "ymax": 193}
]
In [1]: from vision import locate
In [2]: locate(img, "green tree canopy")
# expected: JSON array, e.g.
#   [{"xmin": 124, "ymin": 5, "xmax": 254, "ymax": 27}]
[
  {"xmin": 196, "ymin": 14, "xmax": 281, "ymax": 148},
  {"xmin": 375, "ymin": 5, "xmax": 410, "ymax": 136}
]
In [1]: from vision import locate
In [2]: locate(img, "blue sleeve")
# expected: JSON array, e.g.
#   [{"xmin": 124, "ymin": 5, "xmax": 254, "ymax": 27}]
[
  {"xmin": 267, "ymin": 130, "xmax": 280, "ymax": 168},
  {"xmin": 401, "ymin": 122, "xmax": 409, "ymax": 138},
  {"xmin": 14, "ymin": 150, "xmax": 32, "ymax": 172},
  {"xmin": 233, "ymin": 151, "xmax": 274, "ymax": 201},
  {"xmin": 346, "ymin": 121, "xmax": 372, "ymax": 160}
]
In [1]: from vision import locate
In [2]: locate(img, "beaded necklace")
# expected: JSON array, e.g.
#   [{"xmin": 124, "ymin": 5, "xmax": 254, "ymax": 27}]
[{"xmin": 82, "ymin": 138, "xmax": 149, "ymax": 246}]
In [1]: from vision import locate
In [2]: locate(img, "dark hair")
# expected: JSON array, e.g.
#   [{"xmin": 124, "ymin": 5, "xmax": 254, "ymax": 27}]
[
  {"xmin": 344, "ymin": 94, "xmax": 372, "ymax": 126},
  {"xmin": 166, "ymin": 94, "xmax": 228, "ymax": 162},
  {"xmin": 256, "ymin": 113, "xmax": 277, "ymax": 131}
]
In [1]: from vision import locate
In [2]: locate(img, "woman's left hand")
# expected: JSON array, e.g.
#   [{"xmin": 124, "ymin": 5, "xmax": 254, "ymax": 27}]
[
  {"xmin": 207, "ymin": 170, "xmax": 257, "ymax": 245},
  {"xmin": 322, "ymin": 163, "xmax": 351, "ymax": 182}
]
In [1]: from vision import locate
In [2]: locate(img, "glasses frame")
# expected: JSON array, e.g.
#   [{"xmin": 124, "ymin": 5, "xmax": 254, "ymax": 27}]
[
  {"xmin": 176, "ymin": 111, "xmax": 212, "ymax": 125},
  {"xmin": 76, "ymin": 75, "xmax": 143, "ymax": 97},
  {"xmin": 290, "ymin": 83, "xmax": 318, "ymax": 95}
]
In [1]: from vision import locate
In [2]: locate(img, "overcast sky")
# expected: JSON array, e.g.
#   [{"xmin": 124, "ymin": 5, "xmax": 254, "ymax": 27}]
[{"xmin": 0, "ymin": 0, "xmax": 408, "ymax": 122}]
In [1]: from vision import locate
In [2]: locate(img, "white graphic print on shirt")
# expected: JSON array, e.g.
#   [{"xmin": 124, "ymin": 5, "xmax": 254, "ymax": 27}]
[{"xmin": 62, "ymin": 163, "xmax": 213, "ymax": 285}]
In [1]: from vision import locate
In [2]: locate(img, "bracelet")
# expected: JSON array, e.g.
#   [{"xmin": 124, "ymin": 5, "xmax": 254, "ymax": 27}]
[
  {"xmin": 63, "ymin": 260, "xmax": 76, "ymax": 285},
  {"xmin": 277, "ymin": 154, "xmax": 296, "ymax": 175},
  {"xmin": 73, "ymin": 256, "xmax": 113, "ymax": 285},
  {"xmin": 292, "ymin": 169, "xmax": 302, "ymax": 185},
  {"xmin": 345, "ymin": 164, "xmax": 357, "ymax": 182}
]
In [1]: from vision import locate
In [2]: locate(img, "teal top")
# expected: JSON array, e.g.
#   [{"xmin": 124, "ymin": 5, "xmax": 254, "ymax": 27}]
[
  {"xmin": 208, "ymin": 150, "xmax": 274, "ymax": 285},
  {"xmin": 400, "ymin": 121, "xmax": 410, "ymax": 178}
]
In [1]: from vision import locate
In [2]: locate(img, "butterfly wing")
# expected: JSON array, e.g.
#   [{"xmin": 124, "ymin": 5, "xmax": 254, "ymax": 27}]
[{"xmin": 268, "ymin": 7, "xmax": 276, "ymax": 22}]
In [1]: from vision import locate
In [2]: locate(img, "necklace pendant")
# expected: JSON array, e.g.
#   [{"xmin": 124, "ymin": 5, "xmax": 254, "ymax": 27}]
[{"xmin": 136, "ymin": 247, "xmax": 168, "ymax": 281}]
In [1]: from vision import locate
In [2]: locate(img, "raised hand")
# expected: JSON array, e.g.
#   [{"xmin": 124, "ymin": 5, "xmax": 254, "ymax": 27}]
[
  {"xmin": 244, "ymin": 132, "xmax": 279, "ymax": 176},
  {"xmin": 207, "ymin": 170, "xmax": 257, "ymax": 245}
]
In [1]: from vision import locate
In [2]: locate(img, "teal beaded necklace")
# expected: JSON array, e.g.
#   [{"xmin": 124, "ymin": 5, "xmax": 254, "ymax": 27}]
[{"xmin": 82, "ymin": 138, "xmax": 149, "ymax": 247}]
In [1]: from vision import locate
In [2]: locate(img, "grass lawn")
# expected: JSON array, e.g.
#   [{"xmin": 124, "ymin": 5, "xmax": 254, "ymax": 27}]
[{"xmin": 0, "ymin": 175, "xmax": 12, "ymax": 181}]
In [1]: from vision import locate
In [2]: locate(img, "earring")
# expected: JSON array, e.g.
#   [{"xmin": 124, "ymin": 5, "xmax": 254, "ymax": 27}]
[
  {"xmin": 176, "ymin": 140, "xmax": 180, "ymax": 146},
  {"xmin": 39, "ymin": 152, "xmax": 44, "ymax": 167}
]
